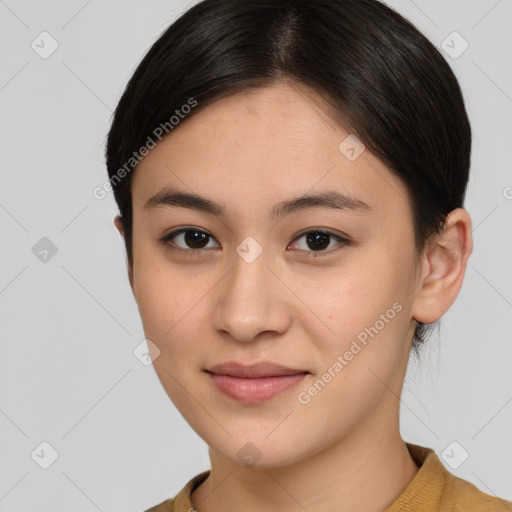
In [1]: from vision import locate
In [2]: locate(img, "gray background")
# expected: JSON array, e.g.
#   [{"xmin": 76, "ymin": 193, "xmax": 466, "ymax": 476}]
[{"xmin": 0, "ymin": 0, "xmax": 511, "ymax": 510}]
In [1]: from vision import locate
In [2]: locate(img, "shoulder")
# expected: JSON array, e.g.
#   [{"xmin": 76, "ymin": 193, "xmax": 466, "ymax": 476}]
[
  {"xmin": 387, "ymin": 444, "xmax": 512, "ymax": 511},
  {"xmin": 443, "ymin": 471, "xmax": 512, "ymax": 511},
  {"xmin": 143, "ymin": 470, "xmax": 211, "ymax": 512},
  {"xmin": 143, "ymin": 499, "xmax": 174, "ymax": 512}
]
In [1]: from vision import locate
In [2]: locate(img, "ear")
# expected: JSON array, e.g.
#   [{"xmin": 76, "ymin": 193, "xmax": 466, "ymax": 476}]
[
  {"xmin": 411, "ymin": 208, "xmax": 473, "ymax": 324},
  {"xmin": 114, "ymin": 215, "xmax": 135, "ymax": 294}
]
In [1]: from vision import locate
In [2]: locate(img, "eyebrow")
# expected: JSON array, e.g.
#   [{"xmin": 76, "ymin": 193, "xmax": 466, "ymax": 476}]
[{"xmin": 144, "ymin": 187, "xmax": 373, "ymax": 221}]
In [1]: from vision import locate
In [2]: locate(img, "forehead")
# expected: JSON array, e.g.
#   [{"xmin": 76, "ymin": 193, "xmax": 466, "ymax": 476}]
[
  {"xmin": 131, "ymin": 82, "xmax": 412, "ymax": 222},
  {"xmin": 171, "ymin": 82, "xmax": 346, "ymax": 160}
]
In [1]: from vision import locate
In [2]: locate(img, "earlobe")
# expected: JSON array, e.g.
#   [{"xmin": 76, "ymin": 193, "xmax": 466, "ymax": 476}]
[
  {"xmin": 411, "ymin": 208, "xmax": 473, "ymax": 324},
  {"xmin": 114, "ymin": 215, "xmax": 124, "ymax": 236}
]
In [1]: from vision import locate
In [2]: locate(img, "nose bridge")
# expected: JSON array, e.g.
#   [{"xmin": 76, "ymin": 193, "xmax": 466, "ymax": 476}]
[{"xmin": 212, "ymin": 238, "xmax": 290, "ymax": 341}]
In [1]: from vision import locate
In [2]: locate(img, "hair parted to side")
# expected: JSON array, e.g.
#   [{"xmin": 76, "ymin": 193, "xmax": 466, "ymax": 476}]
[{"xmin": 105, "ymin": 0, "xmax": 472, "ymax": 352}]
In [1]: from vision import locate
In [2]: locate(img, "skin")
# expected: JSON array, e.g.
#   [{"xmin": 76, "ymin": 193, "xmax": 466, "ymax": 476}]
[{"xmin": 114, "ymin": 81, "xmax": 473, "ymax": 512}]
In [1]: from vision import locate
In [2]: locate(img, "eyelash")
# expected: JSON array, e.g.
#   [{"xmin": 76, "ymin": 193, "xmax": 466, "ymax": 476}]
[{"xmin": 158, "ymin": 227, "xmax": 350, "ymax": 257}]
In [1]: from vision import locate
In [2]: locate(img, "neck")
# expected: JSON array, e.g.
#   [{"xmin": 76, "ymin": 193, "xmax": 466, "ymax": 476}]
[{"xmin": 191, "ymin": 405, "xmax": 419, "ymax": 512}]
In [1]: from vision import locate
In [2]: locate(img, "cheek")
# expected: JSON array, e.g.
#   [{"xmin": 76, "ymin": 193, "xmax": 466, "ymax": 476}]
[
  {"xmin": 306, "ymin": 258, "xmax": 407, "ymax": 343},
  {"xmin": 294, "ymin": 266, "xmax": 410, "ymax": 419},
  {"xmin": 301, "ymin": 254, "xmax": 414, "ymax": 403},
  {"xmin": 132, "ymin": 256, "xmax": 188, "ymax": 339},
  {"xmin": 132, "ymin": 253, "xmax": 220, "ymax": 363}
]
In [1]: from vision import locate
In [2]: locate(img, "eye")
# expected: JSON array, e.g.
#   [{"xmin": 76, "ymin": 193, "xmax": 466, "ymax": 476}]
[
  {"xmin": 158, "ymin": 227, "xmax": 349, "ymax": 255},
  {"xmin": 159, "ymin": 227, "xmax": 220, "ymax": 252},
  {"xmin": 289, "ymin": 229, "xmax": 349, "ymax": 255}
]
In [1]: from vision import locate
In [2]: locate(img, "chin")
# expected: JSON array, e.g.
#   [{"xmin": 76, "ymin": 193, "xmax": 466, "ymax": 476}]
[{"xmin": 203, "ymin": 431, "xmax": 315, "ymax": 470}]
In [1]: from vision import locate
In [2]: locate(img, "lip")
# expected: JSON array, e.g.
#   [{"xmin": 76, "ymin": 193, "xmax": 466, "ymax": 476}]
[
  {"xmin": 205, "ymin": 361, "xmax": 310, "ymax": 403},
  {"xmin": 206, "ymin": 361, "xmax": 309, "ymax": 378}
]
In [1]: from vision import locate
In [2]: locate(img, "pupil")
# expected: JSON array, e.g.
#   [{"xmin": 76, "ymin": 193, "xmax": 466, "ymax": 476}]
[
  {"xmin": 185, "ymin": 231, "xmax": 208, "ymax": 249},
  {"xmin": 182, "ymin": 231, "xmax": 330, "ymax": 251},
  {"xmin": 307, "ymin": 232, "xmax": 329, "ymax": 251}
]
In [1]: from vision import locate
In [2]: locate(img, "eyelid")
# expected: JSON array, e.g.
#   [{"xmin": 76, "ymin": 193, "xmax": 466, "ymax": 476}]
[
  {"xmin": 288, "ymin": 229, "xmax": 350, "ymax": 255},
  {"xmin": 159, "ymin": 226, "xmax": 350, "ymax": 254},
  {"xmin": 159, "ymin": 226, "xmax": 220, "ymax": 252},
  {"xmin": 291, "ymin": 227, "xmax": 350, "ymax": 242}
]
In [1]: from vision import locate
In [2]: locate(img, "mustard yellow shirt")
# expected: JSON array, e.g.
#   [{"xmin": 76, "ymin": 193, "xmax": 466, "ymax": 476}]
[{"xmin": 145, "ymin": 444, "xmax": 512, "ymax": 511}]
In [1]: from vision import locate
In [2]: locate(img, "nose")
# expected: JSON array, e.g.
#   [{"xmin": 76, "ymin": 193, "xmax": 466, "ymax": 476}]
[{"xmin": 211, "ymin": 246, "xmax": 292, "ymax": 343}]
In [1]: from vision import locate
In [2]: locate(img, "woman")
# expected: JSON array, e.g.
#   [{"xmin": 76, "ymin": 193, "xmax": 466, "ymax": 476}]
[{"xmin": 105, "ymin": 0, "xmax": 512, "ymax": 510}]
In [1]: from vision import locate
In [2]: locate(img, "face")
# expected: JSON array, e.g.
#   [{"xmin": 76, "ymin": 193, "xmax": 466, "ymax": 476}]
[{"xmin": 127, "ymin": 82, "xmax": 422, "ymax": 467}]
